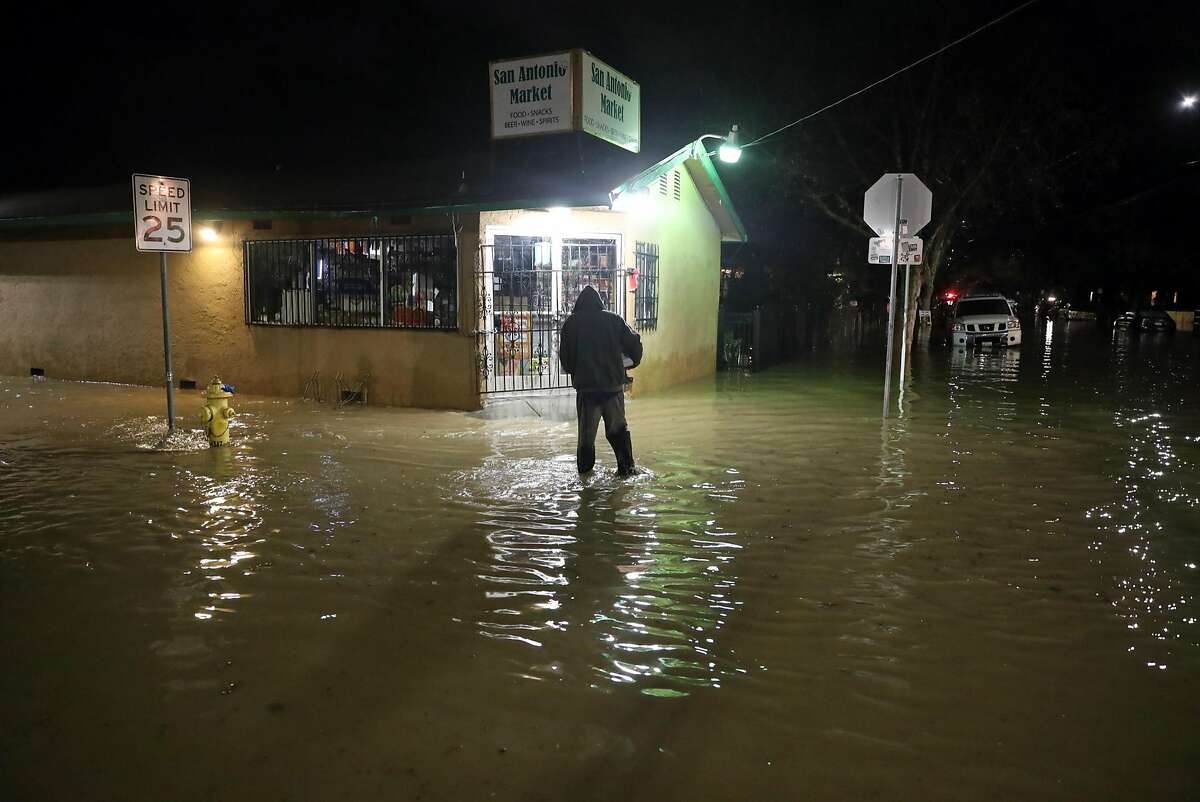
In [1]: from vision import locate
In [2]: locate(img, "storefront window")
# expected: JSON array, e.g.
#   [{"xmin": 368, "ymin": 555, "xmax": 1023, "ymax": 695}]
[
  {"xmin": 635, "ymin": 242, "xmax": 659, "ymax": 331},
  {"xmin": 244, "ymin": 234, "xmax": 457, "ymax": 329},
  {"xmin": 561, "ymin": 238, "xmax": 619, "ymax": 312}
]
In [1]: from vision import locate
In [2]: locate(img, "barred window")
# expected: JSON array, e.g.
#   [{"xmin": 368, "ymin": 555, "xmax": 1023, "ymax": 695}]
[
  {"xmin": 634, "ymin": 242, "xmax": 659, "ymax": 331},
  {"xmin": 244, "ymin": 235, "xmax": 457, "ymax": 329}
]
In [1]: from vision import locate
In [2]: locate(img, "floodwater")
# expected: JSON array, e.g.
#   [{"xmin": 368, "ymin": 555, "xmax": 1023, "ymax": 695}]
[{"xmin": 2, "ymin": 322, "xmax": 1199, "ymax": 802}]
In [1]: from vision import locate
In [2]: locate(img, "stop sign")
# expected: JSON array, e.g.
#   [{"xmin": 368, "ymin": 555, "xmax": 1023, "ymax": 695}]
[{"xmin": 863, "ymin": 173, "xmax": 932, "ymax": 237}]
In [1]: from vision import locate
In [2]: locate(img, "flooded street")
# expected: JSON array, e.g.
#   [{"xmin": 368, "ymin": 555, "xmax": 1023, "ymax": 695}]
[{"xmin": 2, "ymin": 322, "xmax": 1199, "ymax": 801}]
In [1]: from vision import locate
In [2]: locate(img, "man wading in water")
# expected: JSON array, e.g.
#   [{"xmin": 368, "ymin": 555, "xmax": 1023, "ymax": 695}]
[{"xmin": 560, "ymin": 285, "xmax": 642, "ymax": 477}]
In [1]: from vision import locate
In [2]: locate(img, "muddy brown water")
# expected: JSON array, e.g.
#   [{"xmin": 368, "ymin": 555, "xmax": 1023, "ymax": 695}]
[{"xmin": 2, "ymin": 322, "xmax": 1198, "ymax": 801}]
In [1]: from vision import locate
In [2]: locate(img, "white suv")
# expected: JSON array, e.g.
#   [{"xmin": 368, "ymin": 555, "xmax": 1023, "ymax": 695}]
[{"xmin": 949, "ymin": 294, "xmax": 1022, "ymax": 348}]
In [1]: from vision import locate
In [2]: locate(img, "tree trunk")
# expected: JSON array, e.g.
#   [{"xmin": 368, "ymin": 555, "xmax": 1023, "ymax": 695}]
[
  {"xmin": 920, "ymin": 269, "xmax": 935, "ymax": 311},
  {"xmin": 900, "ymin": 256, "xmax": 942, "ymax": 383},
  {"xmin": 899, "ymin": 265, "xmax": 922, "ymax": 382}
]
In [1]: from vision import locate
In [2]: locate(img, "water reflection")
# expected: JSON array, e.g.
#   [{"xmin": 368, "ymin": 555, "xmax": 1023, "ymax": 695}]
[
  {"xmin": 947, "ymin": 344, "xmax": 1022, "ymax": 431},
  {"xmin": 1087, "ymin": 334, "xmax": 1200, "ymax": 668},
  {"xmin": 179, "ymin": 448, "xmax": 265, "ymax": 622},
  {"xmin": 7, "ymin": 340, "xmax": 1200, "ymax": 799},
  {"xmin": 588, "ymin": 465, "xmax": 745, "ymax": 695},
  {"xmin": 462, "ymin": 436, "xmax": 746, "ymax": 696}
]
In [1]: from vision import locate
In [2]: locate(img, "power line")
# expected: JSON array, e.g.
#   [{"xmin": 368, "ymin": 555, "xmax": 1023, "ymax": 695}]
[{"xmin": 745, "ymin": 0, "xmax": 1043, "ymax": 149}]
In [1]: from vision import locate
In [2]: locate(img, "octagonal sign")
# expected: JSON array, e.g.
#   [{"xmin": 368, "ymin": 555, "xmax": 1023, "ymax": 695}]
[{"xmin": 863, "ymin": 173, "xmax": 932, "ymax": 237}]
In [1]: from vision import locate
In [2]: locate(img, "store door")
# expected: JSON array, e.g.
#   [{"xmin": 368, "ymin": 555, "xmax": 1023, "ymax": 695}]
[{"xmin": 477, "ymin": 235, "xmax": 621, "ymax": 394}]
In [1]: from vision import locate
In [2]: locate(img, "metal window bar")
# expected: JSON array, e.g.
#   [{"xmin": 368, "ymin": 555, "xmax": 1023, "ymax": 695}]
[
  {"xmin": 634, "ymin": 242, "xmax": 659, "ymax": 331},
  {"xmin": 243, "ymin": 234, "xmax": 457, "ymax": 329},
  {"xmin": 477, "ymin": 237, "xmax": 621, "ymax": 394}
]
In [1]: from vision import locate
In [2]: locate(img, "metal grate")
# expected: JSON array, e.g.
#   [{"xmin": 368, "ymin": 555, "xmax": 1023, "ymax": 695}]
[
  {"xmin": 634, "ymin": 242, "xmax": 659, "ymax": 331},
  {"xmin": 244, "ymin": 235, "xmax": 457, "ymax": 329},
  {"xmin": 477, "ymin": 236, "xmax": 622, "ymax": 394},
  {"xmin": 718, "ymin": 312, "xmax": 754, "ymax": 370}
]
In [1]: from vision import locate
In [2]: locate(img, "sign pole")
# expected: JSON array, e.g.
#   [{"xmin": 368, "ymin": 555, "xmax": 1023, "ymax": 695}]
[
  {"xmin": 899, "ymin": 261, "xmax": 911, "ymax": 393},
  {"xmin": 159, "ymin": 252, "xmax": 175, "ymax": 433},
  {"xmin": 864, "ymin": 171, "xmax": 932, "ymax": 419},
  {"xmin": 132, "ymin": 174, "xmax": 191, "ymax": 436},
  {"xmin": 882, "ymin": 175, "xmax": 904, "ymax": 418}
]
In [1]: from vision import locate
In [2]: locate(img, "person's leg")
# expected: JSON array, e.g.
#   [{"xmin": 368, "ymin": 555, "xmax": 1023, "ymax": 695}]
[
  {"xmin": 601, "ymin": 394, "xmax": 635, "ymax": 476},
  {"xmin": 576, "ymin": 393, "xmax": 602, "ymax": 473}
]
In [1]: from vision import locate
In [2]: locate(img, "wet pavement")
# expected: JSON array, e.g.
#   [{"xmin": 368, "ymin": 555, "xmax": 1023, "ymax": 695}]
[{"xmin": 2, "ymin": 321, "xmax": 1199, "ymax": 801}]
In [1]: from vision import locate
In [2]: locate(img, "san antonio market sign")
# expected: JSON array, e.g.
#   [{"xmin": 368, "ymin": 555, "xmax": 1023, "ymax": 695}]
[{"xmin": 490, "ymin": 49, "xmax": 641, "ymax": 153}]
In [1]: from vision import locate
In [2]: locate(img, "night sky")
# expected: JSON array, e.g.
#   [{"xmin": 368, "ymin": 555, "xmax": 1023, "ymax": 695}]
[{"xmin": 2, "ymin": 1, "xmax": 1196, "ymax": 273}]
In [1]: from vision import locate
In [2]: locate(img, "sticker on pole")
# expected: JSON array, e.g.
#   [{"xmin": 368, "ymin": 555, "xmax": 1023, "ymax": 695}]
[
  {"xmin": 869, "ymin": 237, "xmax": 893, "ymax": 264},
  {"xmin": 132, "ymin": 174, "xmax": 192, "ymax": 253},
  {"xmin": 868, "ymin": 235, "xmax": 923, "ymax": 265},
  {"xmin": 898, "ymin": 236, "xmax": 923, "ymax": 264}
]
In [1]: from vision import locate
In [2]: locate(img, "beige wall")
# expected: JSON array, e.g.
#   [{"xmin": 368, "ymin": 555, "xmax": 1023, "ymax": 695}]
[
  {"xmin": 0, "ymin": 174, "xmax": 722, "ymax": 410},
  {"xmin": 1166, "ymin": 310, "xmax": 1195, "ymax": 331},
  {"xmin": 624, "ymin": 163, "xmax": 722, "ymax": 396},
  {"xmin": 478, "ymin": 169, "xmax": 722, "ymax": 398},
  {"xmin": 0, "ymin": 216, "xmax": 482, "ymax": 409}
]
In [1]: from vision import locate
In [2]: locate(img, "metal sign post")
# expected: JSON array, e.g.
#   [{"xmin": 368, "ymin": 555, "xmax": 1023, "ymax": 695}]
[
  {"xmin": 158, "ymin": 253, "xmax": 175, "ymax": 431},
  {"xmin": 899, "ymin": 259, "xmax": 911, "ymax": 400},
  {"xmin": 882, "ymin": 176, "xmax": 903, "ymax": 418},
  {"xmin": 132, "ymin": 174, "xmax": 192, "ymax": 434},
  {"xmin": 864, "ymin": 172, "xmax": 933, "ymax": 418}
]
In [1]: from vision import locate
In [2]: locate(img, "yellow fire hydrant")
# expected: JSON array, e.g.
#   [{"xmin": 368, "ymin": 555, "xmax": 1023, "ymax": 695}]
[{"xmin": 198, "ymin": 378, "xmax": 236, "ymax": 447}]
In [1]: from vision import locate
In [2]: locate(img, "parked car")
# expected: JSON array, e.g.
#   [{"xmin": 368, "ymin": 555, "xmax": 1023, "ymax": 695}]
[
  {"xmin": 1113, "ymin": 311, "xmax": 1139, "ymax": 331},
  {"xmin": 949, "ymin": 294, "xmax": 1022, "ymax": 348},
  {"xmin": 1058, "ymin": 304, "xmax": 1097, "ymax": 321},
  {"xmin": 1113, "ymin": 309, "xmax": 1176, "ymax": 333},
  {"xmin": 1139, "ymin": 309, "xmax": 1176, "ymax": 333}
]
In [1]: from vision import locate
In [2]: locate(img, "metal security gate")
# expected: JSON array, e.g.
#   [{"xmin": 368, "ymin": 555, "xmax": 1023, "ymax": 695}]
[{"xmin": 477, "ymin": 235, "xmax": 622, "ymax": 394}]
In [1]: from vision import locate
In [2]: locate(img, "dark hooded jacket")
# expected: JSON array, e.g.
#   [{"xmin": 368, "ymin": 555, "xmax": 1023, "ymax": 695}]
[{"xmin": 559, "ymin": 286, "xmax": 643, "ymax": 393}]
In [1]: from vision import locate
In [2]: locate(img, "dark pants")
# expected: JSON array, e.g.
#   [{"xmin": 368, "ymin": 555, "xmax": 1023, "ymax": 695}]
[{"xmin": 576, "ymin": 391, "xmax": 634, "ymax": 475}]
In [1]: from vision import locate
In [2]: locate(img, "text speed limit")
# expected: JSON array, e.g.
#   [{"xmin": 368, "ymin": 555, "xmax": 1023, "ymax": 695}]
[{"xmin": 132, "ymin": 174, "xmax": 192, "ymax": 252}]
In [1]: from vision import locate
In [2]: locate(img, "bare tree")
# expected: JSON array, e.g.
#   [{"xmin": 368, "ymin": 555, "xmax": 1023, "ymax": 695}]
[{"xmin": 765, "ymin": 50, "xmax": 1115, "ymax": 368}]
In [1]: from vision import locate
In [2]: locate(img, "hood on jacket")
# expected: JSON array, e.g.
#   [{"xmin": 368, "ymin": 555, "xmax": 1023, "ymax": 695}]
[{"xmin": 573, "ymin": 285, "xmax": 605, "ymax": 313}]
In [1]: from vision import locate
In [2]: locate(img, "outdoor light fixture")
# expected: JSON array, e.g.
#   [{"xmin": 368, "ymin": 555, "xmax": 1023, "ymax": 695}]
[
  {"xmin": 1182, "ymin": 94, "xmax": 1198, "ymax": 110},
  {"xmin": 699, "ymin": 125, "xmax": 743, "ymax": 164},
  {"xmin": 199, "ymin": 226, "xmax": 219, "ymax": 242},
  {"xmin": 718, "ymin": 125, "xmax": 742, "ymax": 164},
  {"xmin": 612, "ymin": 188, "xmax": 655, "ymax": 217}
]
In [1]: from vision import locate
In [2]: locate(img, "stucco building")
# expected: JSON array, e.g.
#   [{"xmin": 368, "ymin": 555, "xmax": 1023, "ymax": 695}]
[{"xmin": 0, "ymin": 140, "xmax": 744, "ymax": 409}]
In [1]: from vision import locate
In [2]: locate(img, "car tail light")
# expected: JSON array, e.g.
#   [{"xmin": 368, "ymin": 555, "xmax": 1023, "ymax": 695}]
[{"xmin": 1008, "ymin": 317, "xmax": 1020, "ymax": 330}]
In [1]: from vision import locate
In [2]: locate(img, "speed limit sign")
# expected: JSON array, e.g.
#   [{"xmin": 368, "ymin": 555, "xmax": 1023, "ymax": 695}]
[{"xmin": 132, "ymin": 174, "xmax": 191, "ymax": 252}]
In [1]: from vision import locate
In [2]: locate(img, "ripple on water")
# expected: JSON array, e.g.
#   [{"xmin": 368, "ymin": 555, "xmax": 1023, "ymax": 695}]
[
  {"xmin": 4, "ymin": 333, "xmax": 1200, "ymax": 800},
  {"xmin": 459, "ymin": 446, "xmax": 748, "ymax": 696}
]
